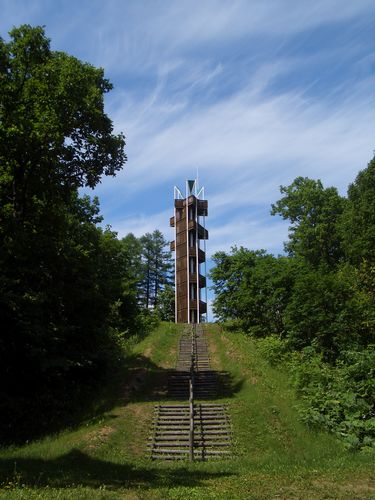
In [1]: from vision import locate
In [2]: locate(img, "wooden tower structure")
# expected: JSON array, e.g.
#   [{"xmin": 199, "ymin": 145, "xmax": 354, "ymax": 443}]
[{"xmin": 170, "ymin": 180, "xmax": 208, "ymax": 323}]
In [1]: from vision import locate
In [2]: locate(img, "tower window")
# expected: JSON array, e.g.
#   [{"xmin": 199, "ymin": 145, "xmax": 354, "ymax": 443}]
[
  {"xmin": 189, "ymin": 231, "xmax": 195, "ymax": 247},
  {"xmin": 189, "ymin": 257, "xmax": 196, "ymax": 273}
]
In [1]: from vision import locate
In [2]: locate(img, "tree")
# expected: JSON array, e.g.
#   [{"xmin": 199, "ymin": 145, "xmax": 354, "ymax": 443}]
[
  {"xmin": 283, "ymin": 265, "xmax": 374, "ymax": 357},
  {"xmin": 210, "ymin": 247, "xmax": 257, "ymax": 323},
  {"xmin": 341, "ymin": 158, "xmax": 375, "ymax": 265},
  {"xmin": 209, "ymin": 161, "xmax": 375, "ymax": 449},
  {"xmin": 139, "ymin": 230, "xmax": 173, "ymax": 308},
  {"xmin": 210, "ymin": 247, "xmax": 295, "ymax": 336},
  {"xmin": 116, "ymin": 234, "xmax": 143, "ymax": 334},
  {"xmin": 0, "ymin": 25, "xmax": 125, "ymax": 223},
  {"xmin": 0, "ymin": 25, "xmax": 126, "ymax": 441},
  {"xmin": 120, "ymin": 233, "xmax": 143, "ymax": 298},
  {"xmin": 157, "ymin": 284, "xmax": 175, "ymax": 322},
  {"xmin": 271, "ymin": 177, "xmax": 345, "ymax": 268}
]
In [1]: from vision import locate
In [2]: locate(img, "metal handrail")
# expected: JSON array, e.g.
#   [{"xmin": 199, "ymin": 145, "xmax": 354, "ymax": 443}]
[
  {"xmin": 189, "ymin": 326, "xmax": 196, "ymax": 461},
  {"xmin": 189, "ymin": 374, "xmax": 194, "ymax": 461}
]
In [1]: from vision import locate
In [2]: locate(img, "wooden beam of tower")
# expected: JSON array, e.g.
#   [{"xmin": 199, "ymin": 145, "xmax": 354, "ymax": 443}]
[{"xmin": 170, "ymin": 180, "xmax": 208, "ymax": 324}]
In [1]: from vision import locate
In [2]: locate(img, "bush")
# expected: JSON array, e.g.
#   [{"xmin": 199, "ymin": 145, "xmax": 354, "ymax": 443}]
[
  {"xmin": 222, "ymin": 319, "xmax": 243, "ymax": 333},
  {"xmin": 256, "ymin": 335, "xmax": 288, "ymax": 365},
  {"xmin": 287, "ymin": 347, "xmax": 375, "ymax": 450}
]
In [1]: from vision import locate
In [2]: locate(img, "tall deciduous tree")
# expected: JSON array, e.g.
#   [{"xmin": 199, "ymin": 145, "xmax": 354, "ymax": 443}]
[
  {"xmin": 210, "ymin": 163, "xmax": 375, "ymax": 449},
  {"xmin": 271, "ymin": 177, "xmax": 345, "ymax": 268},
  {"xmin": 210, "ymin": 247, "xmax": 295, "ymax": 336},
  {"xmin": 0, "ymin": 25, "xmax": 126, "ymax": 441},
  {"xmin": 341, "ymin": 157, "xmax": 375, "ymax": 265},
  {"xmin": 157, "ymin": 284, "xmax": 175, "ymax": 322}
]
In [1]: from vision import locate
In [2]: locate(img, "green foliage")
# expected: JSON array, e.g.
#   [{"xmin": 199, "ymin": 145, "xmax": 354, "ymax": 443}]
[
  {"xmin": 255, "ymin": 335, "xmax": 288, "ymax": 365},
  {"xmin": 0, "ymin": 24, "xmax": 173, "ymax": 444},
  {"xmin": 157, "ymin": 284, "xmax": 175, "ymax": 322},
  {"xmin": 221, "ymin": 319, "xmax": 243, "ymax": 332},
  {"xmin": 342, "ymin": 158, "xmax": 375, "ymax": 264},
  {"xmin": 284, "ymin": 264, "xmax": 374, "ymax": 357},
  {"xmin": 138, "ymin": 230, "xmax": 173, "ymax": 308},
  {"xmin": 211, "ymin": 248, "xmax": 294, "ymax": 337},
  {"xmin": 0, "ymin": 324, "xmax": 373, "ymax": 500},
  {"xmin": 211, "ymin": 160, "xmax": 375, "ymax": 449},
  {"xmin": 0, "ymin": 25, "xmax": 135, "ymax": 443},
  {"xmin": 271, "ymin": 177, "xmax": 345, "ymax": 267},
  {"xmin": 287, "ymin": 348, "xmax": 375, "ymax": 450}
]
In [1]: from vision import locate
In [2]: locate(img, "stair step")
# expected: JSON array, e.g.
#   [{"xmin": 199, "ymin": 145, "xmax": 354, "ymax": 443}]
[{"xmin": 149, "ymin": 328, "xmax": 232, "ymax": 461}]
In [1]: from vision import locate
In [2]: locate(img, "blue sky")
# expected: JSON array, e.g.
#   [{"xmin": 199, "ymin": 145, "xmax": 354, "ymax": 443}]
[{"xmin": 2, "ymin": 0, "xmax": 375, "ymax": 314}]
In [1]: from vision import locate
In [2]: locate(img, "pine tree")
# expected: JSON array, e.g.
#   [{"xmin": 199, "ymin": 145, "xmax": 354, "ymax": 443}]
[{"xmin": 139, "ymin": 230, "xmax": 173, "ymax": 308}]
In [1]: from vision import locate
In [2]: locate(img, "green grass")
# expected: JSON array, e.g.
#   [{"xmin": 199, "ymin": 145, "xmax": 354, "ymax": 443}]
[{"xmin": 0, "ymin": 323, "xmax": 374, "ymax": 499}]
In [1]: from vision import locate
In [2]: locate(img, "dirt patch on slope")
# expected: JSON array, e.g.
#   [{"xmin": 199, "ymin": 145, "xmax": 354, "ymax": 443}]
[
  {"xmin": 128, "ymin": 403, "xmax": 153, "ymax": 457},
  {"xmin": 84, "ymin": 425, "xmax": 116, "ymax": 451}
]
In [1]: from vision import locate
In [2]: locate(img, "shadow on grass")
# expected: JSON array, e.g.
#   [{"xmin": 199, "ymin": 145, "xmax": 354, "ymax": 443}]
[
  {"xmin": 166, "ymin": 370, "xmax": 244, "ymax": 400},
  {"xmin": 1, "ymin": 337, "xmax": 244, "ymax": 445},
  {"xmin": 118, "ymin": 355, "xmax": 245, "ymax": 403},
  {"xmin": 0, "ymin": 449, "xmax": 235, "ymax": 489},
  {"xmin": 0, "ymin": 352, "xmax": 174, "ymax": 447}
]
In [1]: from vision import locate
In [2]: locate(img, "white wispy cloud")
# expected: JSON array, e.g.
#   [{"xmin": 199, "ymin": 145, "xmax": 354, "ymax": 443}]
[
  {"xmin": 2, "ymin": 0, "xmax": 375, "ymax": 257},
  {"xmin": 107, "ymin": 67, "xmax": 375, "ymax": 194},
  {"xmin": 112, "ymin": 209, "xmax": 171, "ymax": 240},
  {"xmin": 75, "ymin": 1, "xmax": 375, "ymax": 73},
  {"xmin": 208, "ymin": 217, "xmax": 289, "ymax": 256}
]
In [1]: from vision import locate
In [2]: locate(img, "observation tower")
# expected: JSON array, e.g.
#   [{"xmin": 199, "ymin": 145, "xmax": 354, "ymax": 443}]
[{"xmin": 170, "ymin": 180, "xmax": 208, "ymax": 323}]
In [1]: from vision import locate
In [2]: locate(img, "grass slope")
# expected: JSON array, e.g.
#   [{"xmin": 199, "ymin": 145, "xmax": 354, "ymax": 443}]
[{"xmin": 0, "ymin": 323, "xmax": 374, "ymax": 499}]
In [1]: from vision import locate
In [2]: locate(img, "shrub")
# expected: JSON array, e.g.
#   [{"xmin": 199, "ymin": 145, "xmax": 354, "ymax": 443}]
[
  {"xmin": 287, "ymin": 347, "xmax": 375, "ymax": 450},
  {"xmin": 256, "ymin": 335, "xmax": 288, "ymax": 365}
]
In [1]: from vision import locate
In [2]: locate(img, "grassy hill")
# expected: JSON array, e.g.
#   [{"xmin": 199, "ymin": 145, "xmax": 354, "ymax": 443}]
[{"xmin": 0, "ymin": 323, "xmax": 374, "ymax": 499}]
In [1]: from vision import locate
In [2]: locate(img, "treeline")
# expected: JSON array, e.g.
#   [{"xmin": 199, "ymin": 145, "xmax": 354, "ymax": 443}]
[
  {"xmin": 119, "ymin": 230, "xmax": 174, "ymax": 324},
  {"xmin": 0, "ymin": 25, "xmax": 172, "ymax": 442},
  {"xmin": 211, "ymin": 160, "xmax": 375, "ymax": 449}
]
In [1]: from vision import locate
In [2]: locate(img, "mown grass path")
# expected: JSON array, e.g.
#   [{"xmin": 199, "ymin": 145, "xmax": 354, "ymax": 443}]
[{"xmin": 0, "ymin": 323, "xmax": 374, "ymax": 499}]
